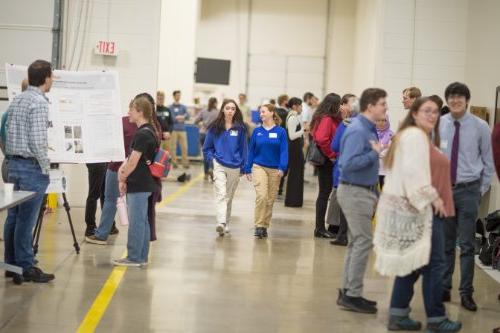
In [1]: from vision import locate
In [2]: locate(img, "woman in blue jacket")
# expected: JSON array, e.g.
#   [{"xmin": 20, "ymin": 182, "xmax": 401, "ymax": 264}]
[
  {"xmin": 244, "ymin": 104, "xmax": 288, "ymax": 238},
  {"xmin": 203, "ymin": 99, "xmax": 247, "ymax": 236}
]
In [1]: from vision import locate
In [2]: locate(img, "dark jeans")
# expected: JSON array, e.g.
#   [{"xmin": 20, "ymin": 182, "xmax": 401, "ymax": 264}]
[
  {"xmin": 390, "ymin": 216, "xmax": 447, "ymax": 323},
  {"xmin": 443, "ymin": 181, "xmax": 481, "ymax": 296},
  {"xmin": 4, "ymin": 158, "xmax": 49, "ymax": 270},
  {"xmin": 315, "ymin": 160, "xmax": 333, "ymax": 231},
  {"xmin": 85, "ymin": 163, "xmax": 107, "ymax": 228},
  {"xmin": 199, "ymin": 133, "xmax": 213, "ymax": 175}
]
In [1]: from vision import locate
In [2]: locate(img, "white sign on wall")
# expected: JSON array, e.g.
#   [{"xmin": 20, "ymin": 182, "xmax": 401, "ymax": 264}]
[{"xmin": 5, "ymin": 64, "xmax": 125, "ymax": 164}]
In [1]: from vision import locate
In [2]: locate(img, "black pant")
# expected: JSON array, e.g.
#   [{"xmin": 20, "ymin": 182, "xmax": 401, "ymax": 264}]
[
  {"xmin": 85, "ymin": 163, "xmax": 107, "ymax": 228},
  {"xmin": 337, "ymin": 205, "xmax": 348, "ymax": 240},
  {"xmin": 315, "ymin": 160, "xmax": 333, "ymax": 231},
  {"xmin": 285, "ymin": 138, "xmax": 304, "ymax": 207}
]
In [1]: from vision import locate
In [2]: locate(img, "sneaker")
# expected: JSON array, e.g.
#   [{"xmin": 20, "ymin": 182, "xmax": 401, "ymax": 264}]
[
  {"xmin": 426, "ymin": 319, "xmax": 462, "ymax": 333},
  {"xmin": 388, "ymin": 315, "xmax": 422, "ymax": 331},
  {"xmin": 22, "ymin": 267, "xmax": 55, "ymax": 283},
  {"xmin": 224, "ymin": 225, "xmax": 230, "ymax": 234},
  {"xmin": 140, "ymin": 262, "xmax": 149, "ymax": 268},
  {"xmin": 109, "ymin": 225, "xmax": 119, "ymax": 235},
  {"xmin": 262, "ymin": 228, "xmax": 268, "ymax": 237},
  {"xmin": 85, "ymin": 226, "xmax": 96, "ymax": 237},
  {"xmin": 338, "ymin": 293, "xmax": 377, "ymax": 314},
  {"xmin": 216, "ymin": 223, "xmax": 225, "ymax": 236},
  {"xmin": 85, "ymin": 235, "xmax": 107, "ymax": 245},
  {"xmin": 337, "ymin": 289, "xmax": 377, "ymax": 306},
  {"xmin": 111, "ymin": 258, "xmax": 141, "ymax": 267}
]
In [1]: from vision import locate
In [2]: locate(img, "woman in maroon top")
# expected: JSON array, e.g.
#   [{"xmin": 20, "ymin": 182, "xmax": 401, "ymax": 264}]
[
  {"xmin": 310, "ymin": 93, "xmax": 342, "ymax": 238},
  {"xmin": 492, "ymin": 122, "xmax": 500, "ymax": 179}
]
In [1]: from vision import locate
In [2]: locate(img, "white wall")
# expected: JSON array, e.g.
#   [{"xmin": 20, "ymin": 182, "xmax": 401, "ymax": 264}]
[
  {"xmin": 195, "ymin": 0, "xmax": 249, "ymax": 102},
  {"xmin": 195, "ymin": 0, "xmax": 329, "ymax": 107},
  {"xmin": 61, "ymin": 0, "xmax": 162, "ymax": 206},
  {"xmin": 465, "ymin": 0, "xmax": 500, "ymax": 211},
  {"xmin": 158, "ymin": 0, "xmax": 200, "ymax": 106},
  {"xmin": 324, "ymin": 0, "xmax": 356, "ymax": 95},
  {"xmin": 0, "ymin": 0, "xmax": 55, "ymax": 113}
]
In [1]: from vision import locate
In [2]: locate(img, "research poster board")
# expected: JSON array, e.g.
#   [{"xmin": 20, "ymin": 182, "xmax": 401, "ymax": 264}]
[{"xmin": 5, "ymin": 64, "xmax": 125, "ymax": 163}]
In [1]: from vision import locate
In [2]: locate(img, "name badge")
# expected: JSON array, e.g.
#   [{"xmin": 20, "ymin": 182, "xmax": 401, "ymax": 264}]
[
  {"xmin": 440, "ymin": 140, "xmax": 448, "ymax": 150},
  {"xmin": 269, "ymin": 133, "xmax": 278, "ymax": 139},
  {"xmin": 230, "ymin": 130, "xmax": 238, "ymax": 137}
]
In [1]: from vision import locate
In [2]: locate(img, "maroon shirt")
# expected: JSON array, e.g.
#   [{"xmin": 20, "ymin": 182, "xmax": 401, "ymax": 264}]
[
  {"xmin": 108, "ymin": 116, "xmax": 138, "ymax": 172},
  {"xmin": 492, "ymin": 123, "xmax": 500, "ymax": 180}
]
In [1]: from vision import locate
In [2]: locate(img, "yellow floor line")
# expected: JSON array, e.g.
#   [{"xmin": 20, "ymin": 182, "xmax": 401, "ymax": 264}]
[{"xmin": 76, "ymin": 173, "xmax": 204, "ymax": 333}]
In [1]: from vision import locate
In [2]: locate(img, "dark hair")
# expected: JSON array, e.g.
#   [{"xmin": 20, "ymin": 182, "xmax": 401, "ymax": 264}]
[
  {"xmin": 444, "ymin": 82, "xmax": 470, "ymax": 101},
  {"xmin": 359, "ymin": 88, "xmax": 387, "ymax": 112},
  {"xmin": 172, "ymin": 90, "xmax": 181, "ymax": 97},
  {"xmin": 277, "ymin": 94, "xmax": 289, "ymax": 106},
  {"xmin": 287, "ymin": 97, "xmax": 302, "ymax": 109},
  {"xmin": 28, "ymin": 60, "xmax": 52, "ymax": 87},
  {"xmin": 208, "ymin": 99, "xmax": 245, "ymax": 135},
  {"xmin": 303, "ymin": 92, "xmax": 314, "ymax": 102},
  {"xmin": 384, "ymin": 97, "xmax": 441, "ymax": 169},
  {"xmin": 208, "ymin": 97, "xmax": 218, "ymax": 111},
  {"xmin": 135, "ymin": 92, "xmax": 162, "ymax": 141},
  {"xmin": 341, "ymin": 94, "xmax": 356, "ymax": 105},
  {"xmin": 310, "ymin": 93, "xmax": 341, "ymax": 131},
  {"xmin": 403, "ymin": 87, "xmax": 422, "ymax": 99},
  {"xmin": 269, "ymin": 99, "xmax": 276, "ymax": 105},
  {"xmin": 428, "ymin": 95, "xmax": 443, "ymax": 110}
]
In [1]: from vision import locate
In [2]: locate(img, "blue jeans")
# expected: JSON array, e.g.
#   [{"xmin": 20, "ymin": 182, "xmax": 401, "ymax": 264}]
[
  {"xmin": 126, "ymin": 192, "xmax": 151, "ymax": 263},
  {"xmin": 95, "ymin": 170, "xmax": 119, "ymax": 240},
  {"xmin": 199, "ymin": 133, "xmax": 213, "ymax": 174},
  {"xmin": 3, "ymin": 158, "xmax": 49, "ymax": 271},
  {"xmin": 389, "ymin": 216, "xmax": 447, "ymax": 323},
  {"xmin": 443, "ymin": 181, "xmax": 481, "ymax": 296}
]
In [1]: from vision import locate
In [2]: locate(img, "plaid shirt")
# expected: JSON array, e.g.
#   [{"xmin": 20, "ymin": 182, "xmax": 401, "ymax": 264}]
[{"xmin": 5, "ymin": 86, "xmax": 50, "ymax": 174}]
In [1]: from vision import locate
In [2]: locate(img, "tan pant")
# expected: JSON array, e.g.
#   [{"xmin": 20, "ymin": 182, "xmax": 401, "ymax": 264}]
[
  {"xmin": 252, "ymin": 165, "xmax": 281, "ymax": 228},
  {"xmin": 213, "ymin": 160, "xmax": 240, "ymax": 226},
  {"xmin": 170, "ymin": 130, "xmax": 189, "ymax": 167}
]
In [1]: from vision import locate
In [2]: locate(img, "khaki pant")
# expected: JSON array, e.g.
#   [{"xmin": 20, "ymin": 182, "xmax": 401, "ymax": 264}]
[
  {"xmin": 170, "ymin": 130, "xmax": 189, "ymax": 167},
  {"xmin": 213, "ymin": 160, "xmax": 240, "ymax": 226},
  {"xmin": 252, "ymin": 165, "xmax": 281, "ymax": 228}
]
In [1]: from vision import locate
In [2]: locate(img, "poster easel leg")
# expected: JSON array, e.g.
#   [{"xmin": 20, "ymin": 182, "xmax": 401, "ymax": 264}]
[
  {"xmin": 62, "ymin": 193, "xmax": 80, "ymax": 254},
  {"xmin": 32, "ymin": 195, "xmax": 48, "ymax": 256}
]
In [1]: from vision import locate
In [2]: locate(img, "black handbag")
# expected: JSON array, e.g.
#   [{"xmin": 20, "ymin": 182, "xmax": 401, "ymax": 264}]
[{"xmin": 307, "ymin": 140, "xmax": 326, "ymax": 166}]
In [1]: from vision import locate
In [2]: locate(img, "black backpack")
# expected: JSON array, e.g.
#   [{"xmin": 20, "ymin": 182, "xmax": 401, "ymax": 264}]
[{"xmin": 479, "ymin": 232, "xmax": 500, "ymax": 267}]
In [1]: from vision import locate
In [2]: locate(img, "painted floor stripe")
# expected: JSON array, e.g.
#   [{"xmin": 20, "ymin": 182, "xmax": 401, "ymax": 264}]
[{"xmin": 76, "ymin": 173, "xmax": 204, "ymax": 333}]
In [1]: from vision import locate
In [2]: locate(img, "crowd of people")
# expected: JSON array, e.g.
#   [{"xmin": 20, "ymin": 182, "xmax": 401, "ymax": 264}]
[{"xmin": 2, "ymin": 59, "xmax": 500, "ymax": 332}]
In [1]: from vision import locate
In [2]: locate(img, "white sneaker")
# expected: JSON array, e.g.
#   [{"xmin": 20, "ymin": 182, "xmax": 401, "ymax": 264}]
[
  {"xmin": 216, "ymin": 223, "xmax": 225, "ymax": 236},
  {"xmin": 111, "ymin": 258, "xmax": 141, "ymax": 267},
  {"xmin": 224, "ymin": 225, "xmax": 230, "ymax": 234}
]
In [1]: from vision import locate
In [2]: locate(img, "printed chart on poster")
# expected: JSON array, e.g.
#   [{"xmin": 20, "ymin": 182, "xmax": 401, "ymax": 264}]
[{"xmin": 5, "ymin": 64, "xmax": 125, "ymax": 163}]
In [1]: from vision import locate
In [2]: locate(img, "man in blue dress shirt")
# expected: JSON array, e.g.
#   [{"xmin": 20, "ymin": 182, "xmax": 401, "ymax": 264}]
[
  {"xmin": 439, "ymin": 82, "xmax": 494, "ymax": 311},
  {"xmin": 169, "ymin": 90, "xmax": 190, "ymax": 169},
  {"xmin": 336, "ymin": 88, "xmax": 387, "ymax": 314}
]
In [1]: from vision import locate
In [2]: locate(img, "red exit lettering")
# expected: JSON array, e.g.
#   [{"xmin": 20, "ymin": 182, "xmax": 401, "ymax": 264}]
[{"xmin": 96, "ymin": 41, "xmax": 117, "ymax": 55}]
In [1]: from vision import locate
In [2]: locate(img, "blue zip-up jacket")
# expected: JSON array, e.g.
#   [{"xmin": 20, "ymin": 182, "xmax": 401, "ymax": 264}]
[
  {"xmin": 338, "ymin": 114, "xmax": 379, "ymax": 186},
  {"xmin": 203, "ymin": 125, "xmax": 248, "ymax": 173},
  {"xmin": 244, "ymin": 125, "xmax": 288, "ymax": 174}
]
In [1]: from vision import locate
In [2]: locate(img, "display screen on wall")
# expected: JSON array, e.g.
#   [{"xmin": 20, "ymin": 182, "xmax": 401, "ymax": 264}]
[{"xmin": 195, "ymin": 58, "xmax": 231, "ymax": 85}]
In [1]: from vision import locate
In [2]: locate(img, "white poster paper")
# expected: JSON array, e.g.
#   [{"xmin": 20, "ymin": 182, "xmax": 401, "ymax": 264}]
[{"xmin": 5, "ymin": 64, "xmax": 125, "ymax": 163}]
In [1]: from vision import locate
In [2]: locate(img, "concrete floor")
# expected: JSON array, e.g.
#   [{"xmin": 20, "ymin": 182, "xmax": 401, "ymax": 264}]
[{"xmin": 0, "ymin": 165, "xmax": 499, "ymax": 332}]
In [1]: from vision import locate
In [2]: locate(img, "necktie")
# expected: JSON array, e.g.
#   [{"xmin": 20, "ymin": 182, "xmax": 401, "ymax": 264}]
[{"xmin": 450, "ymin": 121, "xmax": 460, "ymax": 184}]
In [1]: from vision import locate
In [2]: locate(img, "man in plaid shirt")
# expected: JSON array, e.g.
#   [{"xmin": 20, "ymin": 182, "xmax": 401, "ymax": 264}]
[{"xmin": 4, "ymin": 59, "xmax": 54, "ymax": 284}]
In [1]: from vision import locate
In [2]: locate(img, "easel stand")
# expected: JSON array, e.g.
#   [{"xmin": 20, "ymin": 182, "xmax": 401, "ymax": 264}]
[{"xmin": 32, "ymin": 193, "xmax": 80, "ymax": 256}]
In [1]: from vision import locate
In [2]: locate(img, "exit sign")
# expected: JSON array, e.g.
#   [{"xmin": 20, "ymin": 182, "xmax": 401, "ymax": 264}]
[{"xmin": 94, "ymin": 40, "xmax": 118, "ymax": 56}]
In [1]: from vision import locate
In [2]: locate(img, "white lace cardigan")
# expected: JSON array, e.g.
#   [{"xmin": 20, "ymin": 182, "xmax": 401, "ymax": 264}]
[{"xmin": 374, "ymin": 127, "xmax": 439, "ymax": 277}]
